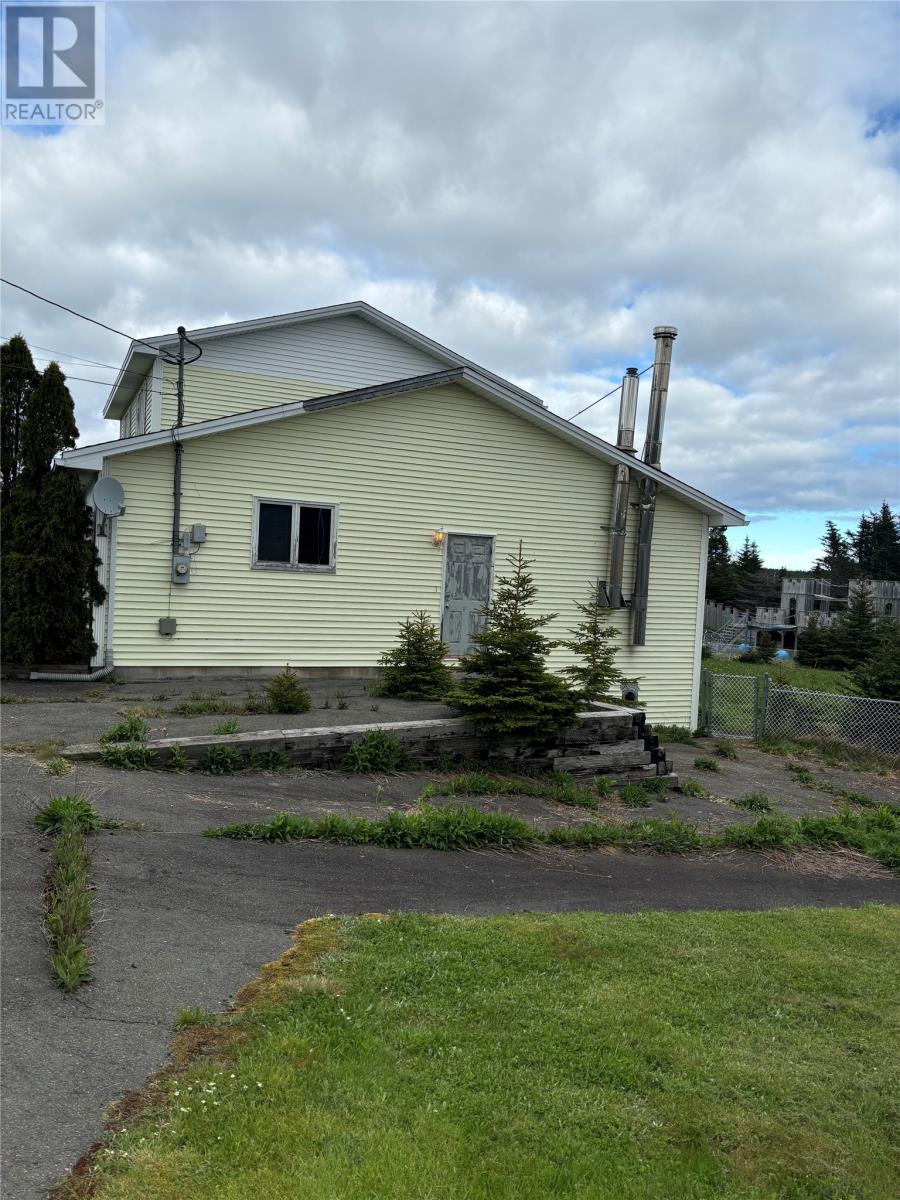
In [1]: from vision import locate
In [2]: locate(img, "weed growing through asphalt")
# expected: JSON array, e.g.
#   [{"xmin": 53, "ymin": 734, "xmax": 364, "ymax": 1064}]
[
  {"xmin": 694, "ymin": 756, "xmax": 720, "ymax": 772},
  {"xmin": 118, "ymin": 704, "xmax": 163, "ymax": 719},
  {"xmin": 173, "ymin": 693, "xmax": 243, "ymax": 717},
  {"xmin": 212, "ymin": 718, "xmax": 240, "ymax": 736},
  {"xmin": 204, "ymin": 804, "xmax": 900, "ymax": 870},
  {"xmin": 35, "ymin": 795, "xmax": 101, "ymax": 835},
  {"xmin": 167, "ymin": 744, "xmax": 190, "ymax": 771},
  {"xmin": 679, "ymin": 778, "xmax": 706, "ymax": 797},
  {"xmin": 786, "ymin": 762, "xmax": 816, "ymax": 787},
  {"xmin": 44, "ymin": 755, "xmax": 71, "ymax": 776},
  {"xmin": 35, "ymin": 795, "xmax": 101, "ymax": 992},
  {"xmin": 99, "ymin": 713, "xmax": 149, "ymax": 744},
  {"xmin": 595, "ymin": 776, "xmax": 615, "ymax": 798},
  {"xmin": 781, "ymin": 763, "xmax": 884, "ymax": 811},
  {"xmin": 654, "ymin": 724, "xmax": 698, "ymax": 745},
  {"xmin": 734, "ymin": 793, "xmax": 772, "ymax": 813},
  {"xmin": 619, "ymin": 784, "xmax": 651, "ymax": 807},
  {"xmin": 100, "ymin": 743, "xmax": 153, "ymax": 770},
  {"xmin": 644, "ymin": 776, "xmax": 670, "ymax": 798},
  {"xmin": 420, "ymin": 770, "xmax": 598, "ymax": 811},
  {"xmin": 341, "ymin": 730, "xmax": 413, "ymax": 773},
  {"xmin": 714, "ymin": 739, "xmax": 738, "ymax": 759},
  {"xmin": 199, "ymin": 745, "xmax": 244, "ymax": 775},
  {"xmin": 0, "ymin": 692, "xmax": 30, "ymax": 704},
  {"xmin": 758, "ymin": 735, "xmax": 899, "ymax": 777},
  {"xmin": 245, "ymin": 749, "xmax": 291, "ymax": 772},
  {"xmin": 175, "ymin": 1008, "xmax": 212, "ymax": 1030}
]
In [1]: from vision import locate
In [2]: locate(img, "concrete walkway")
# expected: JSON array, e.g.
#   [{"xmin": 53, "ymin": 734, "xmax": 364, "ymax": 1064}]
[{"xmin": 2, "ymin": 749, "xmax": 898, "ymax": 1198}]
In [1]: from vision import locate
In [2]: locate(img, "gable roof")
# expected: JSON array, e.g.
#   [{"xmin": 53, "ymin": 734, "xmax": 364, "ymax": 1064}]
[
  {"xmin": 103, "ymin": 300, "xmax": 546, "ymax": 419},
  {"xmin": 64, "ymin": 367, "xmax": 746, "ymax": 526}
]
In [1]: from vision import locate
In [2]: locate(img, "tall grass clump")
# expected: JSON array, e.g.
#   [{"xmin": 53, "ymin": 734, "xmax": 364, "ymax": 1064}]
[
  {"xmin": 100, "ymin": 742, "xmax": 153, "ymax": 770},
  {"xmin": 341, "ymin": 729, "xmax": 413, "ymax": 773},
  {"xmin": 35, "ymin": 795, "xmax": 100, "ymax": 992},
  {"xmin": 98, "ymin": 713, "xmax": 148, "ymax": 744}
]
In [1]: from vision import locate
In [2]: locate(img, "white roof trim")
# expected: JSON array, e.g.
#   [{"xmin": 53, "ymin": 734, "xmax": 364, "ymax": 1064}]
[
  {"xmin": 64, "ymin": 368, "xmax": 746, "ymax": 526},
  {"xmin": 102, "ymin": 300, "xmax": 545, "ymax": 419}
]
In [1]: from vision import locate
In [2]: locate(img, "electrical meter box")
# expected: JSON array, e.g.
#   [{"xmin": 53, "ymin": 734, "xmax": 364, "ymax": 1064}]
[{"xmin": 172, "ymin": 554, "xmax": 191, "ymax": 585}]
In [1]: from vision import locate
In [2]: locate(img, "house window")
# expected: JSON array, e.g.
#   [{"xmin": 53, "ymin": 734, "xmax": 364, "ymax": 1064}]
[{"xmin": 252, "ymin": 497, "xmax": 337, "ymax": 571}]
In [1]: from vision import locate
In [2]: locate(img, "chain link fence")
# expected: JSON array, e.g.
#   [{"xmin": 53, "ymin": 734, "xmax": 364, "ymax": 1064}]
[
  {"xmin": 698, "ymin": 671, "xmax": 900, "ymax": 755},
  {"xmin": 698, "ymin": 671, "xmax": 760, "ymax": 738}
]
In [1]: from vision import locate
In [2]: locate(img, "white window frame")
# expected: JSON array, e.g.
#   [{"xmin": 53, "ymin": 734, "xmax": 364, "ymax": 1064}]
[{"xmin": 251, "ymin": 496, "xmax": 339, "ymax": 573}]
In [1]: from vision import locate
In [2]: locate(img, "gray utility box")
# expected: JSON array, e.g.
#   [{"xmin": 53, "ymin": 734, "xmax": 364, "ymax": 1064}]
[
  {"xmin": 158, "ymin": 617, "xmax": 177, "ymax": 636},
  {"xmin": 172, "ymin": 554, "xmax": 191, "ymax": 584}
]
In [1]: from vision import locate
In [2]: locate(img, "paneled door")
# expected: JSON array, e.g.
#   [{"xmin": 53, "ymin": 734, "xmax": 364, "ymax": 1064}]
[{"xmin": 442, "ymin": 534, "xmax": 493, "ymax": 655}]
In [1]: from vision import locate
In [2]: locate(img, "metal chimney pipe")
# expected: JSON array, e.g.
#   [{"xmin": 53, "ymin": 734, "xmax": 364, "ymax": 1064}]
[
  {"xmin": 631, "ymin": 325, "xmax": 678, "ymax": 645},
  {"xmin": 607, "ymin": 368, "xmax": 641, "ymax": 608},
  {"xmin": 616, "ymin": 367, "xmax": 640, "ymax": 453},
  {"xmin": 642, "ymin": 326, "xmax": 678, "ymax": 466}
]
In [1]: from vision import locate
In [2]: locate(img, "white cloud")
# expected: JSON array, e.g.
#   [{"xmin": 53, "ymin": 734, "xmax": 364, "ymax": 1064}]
[{"xmin": 1, "ymin": 0, "xmax": 897, "ymax": 531}]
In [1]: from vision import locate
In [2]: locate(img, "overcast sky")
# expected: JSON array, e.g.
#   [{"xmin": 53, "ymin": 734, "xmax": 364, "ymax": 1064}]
[{"xmin": 2, "ymin": 1, "xmax": 898, "ymax": 568}]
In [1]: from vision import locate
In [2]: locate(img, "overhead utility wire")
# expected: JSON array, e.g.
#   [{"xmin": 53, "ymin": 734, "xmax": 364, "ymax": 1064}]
[
  {"xmin": 568, "ymin": 363, "xmax": 654, "ymax": 420},
  {"xmin": 0, "ymin": 278, "xmax": 179, "ymax": 362},
  {"xmin": 0, "ymin": 362, "xmax": 150, "ymax": 389},
  {"xmin": 0, "ymin": 340, "xmax": 129, "ymax": 371}
]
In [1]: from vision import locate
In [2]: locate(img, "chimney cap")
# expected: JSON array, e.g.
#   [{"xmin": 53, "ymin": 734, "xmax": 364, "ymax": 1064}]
[{"xmin": 653, "ymin": 325, "xmax": 678, "ymax": 339}]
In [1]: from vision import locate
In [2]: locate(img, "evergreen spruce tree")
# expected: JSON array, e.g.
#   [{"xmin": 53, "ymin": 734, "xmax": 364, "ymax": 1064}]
[
  {"xmin": 560, "ymin": 581, "xmax": 622, "ymax": 701},
  {"xmin": 815, "ymin": 521, "xmax": 854, "ymax": 585},
  {"xmin": 1, "ymin": 362, "xmax": 104, "ymax": 664},
  {"xmin": 0, "ymin": 334, "xmax": 39, "ymax": 505},
  {"xmin": 447, "ymin": 544, "xmax": 580, "ymax": 738},
  {"xmin": 867, "ymin": 502, "xmax": 900, "ymax": 580},
  {"xmin": 795, "ymin": 615, "xmax": 831, "ymax": 667},
  {"xmin": 827, "ymin": 582, "xmax": 878, "ymax": 671},
  {"xmin": 852, "ymin": 617, "xmax": 900, "ymax": 701},
  {"xmin": 705, "ymin": 526, "xmax": 736, "ymax": 604},
  {"xmin": 377, "ymin": 610, "xmax": 452, "ymax": 700}
]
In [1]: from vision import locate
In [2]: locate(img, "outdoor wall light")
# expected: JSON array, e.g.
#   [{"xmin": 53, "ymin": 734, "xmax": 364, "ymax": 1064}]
[{"xmin": 432, "ymin": 529, "xmax": 446, "ymax": 546}]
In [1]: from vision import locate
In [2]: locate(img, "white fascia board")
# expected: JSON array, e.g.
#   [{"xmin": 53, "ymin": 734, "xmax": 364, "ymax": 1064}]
[{"xmin": 58, "ymin": 400, "xmax": 311, "ymax": 469}]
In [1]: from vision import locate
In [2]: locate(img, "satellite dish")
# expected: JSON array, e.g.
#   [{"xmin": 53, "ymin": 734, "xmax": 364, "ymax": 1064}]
[{"xmin": 92, "ymin": 477, "xmax": 126, "ymax": 516}]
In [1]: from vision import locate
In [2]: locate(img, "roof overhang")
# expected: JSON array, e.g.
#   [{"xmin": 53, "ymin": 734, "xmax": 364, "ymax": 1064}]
[
  {"xmin": 104, "ymin": 346, "xmax": 160, "ymax": 419},
  {"xmin": 63, "ymin": 368, "xmax": 746, "ymax": 527}
]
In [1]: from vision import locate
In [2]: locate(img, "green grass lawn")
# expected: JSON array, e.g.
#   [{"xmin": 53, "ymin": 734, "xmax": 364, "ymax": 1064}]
[
  {"xmin": 77, "ymin": 907, "xmax": 899, "ymax": 1200},
  {"xmin": 705, "ymin": 656, "xmax": 856, "ymax": 695}
]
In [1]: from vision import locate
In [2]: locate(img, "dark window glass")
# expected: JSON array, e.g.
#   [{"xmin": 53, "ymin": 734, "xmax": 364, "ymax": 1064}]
[
  {"xmin": 297, "ymin": 506, "xmax": 332, "ymax": 566},
  {"xmin": 257, "ymin": 502, "xmax": 292, "ymax": 563}
]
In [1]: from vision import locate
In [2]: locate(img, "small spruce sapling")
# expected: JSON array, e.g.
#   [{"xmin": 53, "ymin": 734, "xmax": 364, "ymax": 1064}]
[
  {"xmin": 560, "ymin": 580, "xmax": 623, "ymax": 702},
  {"xmin": 377, "ymin": 610, "xmax": 452, "ymax": 700},
  {"xmin": 447, "ymin": 543, "xmax": 580, "ymax": 738}
]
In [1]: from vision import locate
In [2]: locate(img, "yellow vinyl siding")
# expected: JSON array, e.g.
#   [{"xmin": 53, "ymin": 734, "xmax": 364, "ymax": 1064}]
[
  {"xmin": 109, "ymin": 384, "xmax": 703, "ymax": 723},
  {"xmin": 160, "ymin": 365, "xmax": 331, "ymax": 427}
]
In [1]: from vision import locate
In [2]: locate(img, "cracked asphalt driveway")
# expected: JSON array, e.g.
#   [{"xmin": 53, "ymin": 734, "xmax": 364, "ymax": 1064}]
[{"xmin": 2, "ymin": 746, "xmax": 899, "ymax": 1199}]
